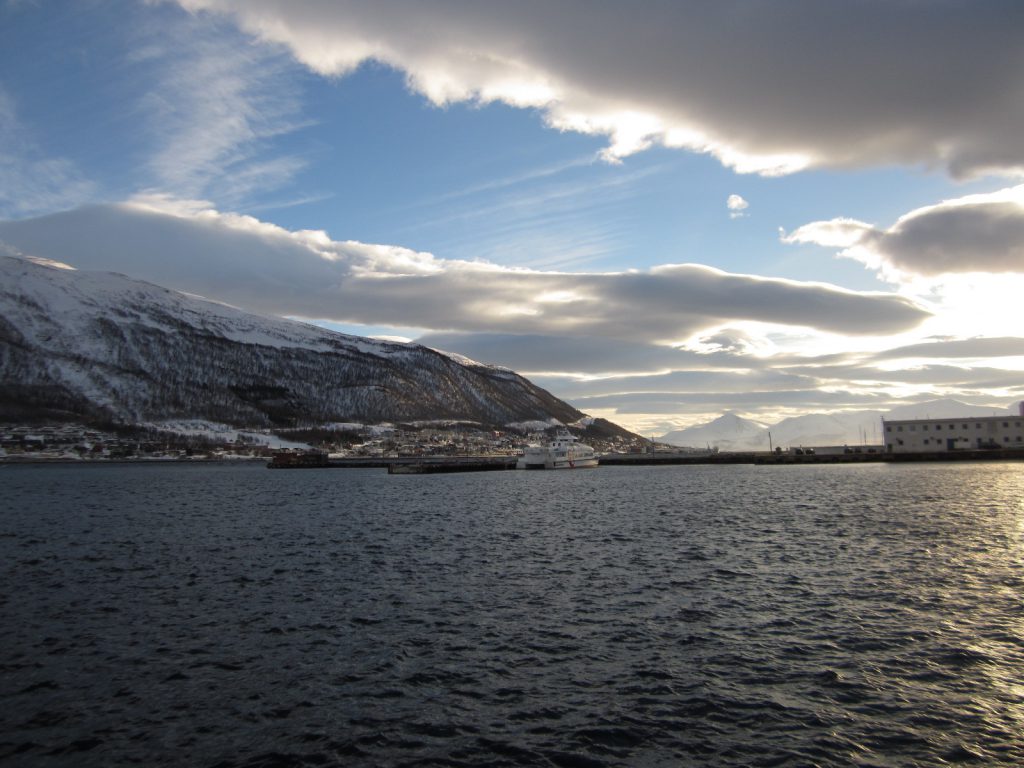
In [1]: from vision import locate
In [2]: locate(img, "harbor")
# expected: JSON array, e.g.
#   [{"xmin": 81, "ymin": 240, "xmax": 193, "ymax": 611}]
[{"xmin": 268, "ymin": 447, "xmax": 1024, "ymax": 472}]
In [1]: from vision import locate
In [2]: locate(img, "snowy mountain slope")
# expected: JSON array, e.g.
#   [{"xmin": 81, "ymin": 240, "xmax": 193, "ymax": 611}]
[
  {"xmin": 0, "ymin": 256, "xmax": 583, "ymax": 428},
  {"xmin": 659, "ymin": 412, "xmax": 770, "ymax": 452},
  {"xmin": 769, "ymin": 411, "xmax": 886, "ymax": 448}
]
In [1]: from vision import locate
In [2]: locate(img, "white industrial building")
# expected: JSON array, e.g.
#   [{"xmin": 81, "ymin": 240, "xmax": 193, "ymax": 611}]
[{"xmin": 883, "ymin": 406, "xmax": 1024, "ymax": 453}]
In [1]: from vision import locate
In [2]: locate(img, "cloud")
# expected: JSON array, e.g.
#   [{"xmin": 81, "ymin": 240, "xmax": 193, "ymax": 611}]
[
  {"xmin": 175, "ymin": 0, "xmax": 1024, "ymax": 178},
  {"xmin": 784, "ymin": 185, "xmax": 1024, "ymax": 275},
  {"xmin": 0, "ymin": 85, "xmax": 97, "ymax": 217},
  {"xmin": 416, "ymin": 332, "xmax": 762, "ymax": 376},
  {"xmin": 0, "ymin": 198, "xmax": 929, "ymax": 344},
  {"xmin": 871, "ymin": 336, "xmax": 1024, "ymax": 361},
  {"xmin": 408, "ymin": 162, "xmax": 660, "ymax": 270},
  {"xmin": 129, "ymin": 12, "xmax": 309, "ymax": 205},
  {"xmin": 782, "ymin": 218, "xmax": 875, "ymax": 249},
  {"xmin": 726, "ymin": 194, "xmax": 748, "ymax": 219},
  {"xmin": 573, "ymin": 389, "xmax": 889, "ymax": 415},
  {"xmin": 781, "ymin": 362, "xmax": 1024, "ymax": 390}
]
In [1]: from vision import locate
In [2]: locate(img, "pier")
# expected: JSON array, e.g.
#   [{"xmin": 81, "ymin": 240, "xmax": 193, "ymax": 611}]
[
  {"xmin": 269, "ymin": 452, "xmax": 517, "ymax": 472},
  {"xmin": 387, "ymin": 456, "xmax": 517, "ymax": 474}
]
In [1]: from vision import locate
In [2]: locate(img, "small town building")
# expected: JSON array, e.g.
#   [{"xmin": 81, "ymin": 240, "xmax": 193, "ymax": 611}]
[{"xmin": 883, "ymin": 408, "xmax": 1024, "ymax": 453}]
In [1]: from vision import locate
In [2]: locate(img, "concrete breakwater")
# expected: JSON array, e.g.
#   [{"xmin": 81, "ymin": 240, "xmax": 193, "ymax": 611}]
[{"xmin": 268, "ymin": 452, "xmax": 517, "ymax": 471}]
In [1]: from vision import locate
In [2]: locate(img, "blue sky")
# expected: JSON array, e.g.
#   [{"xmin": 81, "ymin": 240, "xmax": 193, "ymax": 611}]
[{"xmin": 2, "ymin": 0, "xmax": 1023, "ymax": 434}]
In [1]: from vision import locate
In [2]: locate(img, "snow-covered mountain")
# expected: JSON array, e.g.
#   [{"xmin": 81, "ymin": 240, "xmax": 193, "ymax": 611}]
[
  {"xmin": 660, "ymin": 400, "xmax": 1019, "ymax": 451},
  {"xmin": 769, "ymin": 411, "xmax": 886, "ymax": 448},
  {"xmin": 659, "ymin": 412, "xmax": 770, "ymax": 452},
  {"xmin": 0, "ymin": 256, "xmax": 585, "ymax": 429}
]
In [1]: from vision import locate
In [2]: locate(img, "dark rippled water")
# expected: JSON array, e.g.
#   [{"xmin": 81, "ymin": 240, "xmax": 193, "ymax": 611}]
[{"xmin": 2, "ymin": 461, "xmax": 1023, "ymax": 766}]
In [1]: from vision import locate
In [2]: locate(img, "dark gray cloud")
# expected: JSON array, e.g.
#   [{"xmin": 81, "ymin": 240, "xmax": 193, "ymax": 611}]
[
  {"xmin": 417, "ymin": 333, "xmax": 703, "ymax": 375},
  {"xmin": 862, "ymin": 201, "xmax": 1024, "ymax": 275},
  {"xmin": 546, "ymin": 368, "xmax": 822, "ymax": 401},
  {"xmin": 786, "ymin": 187, "xmax": 1024, "ymax": 275},
  {"xmin": 872, "ymin": 336, "xmax": 1024, "ymax": 361},
  {"xmin": 571, "ymin": 389, "xmax": 889, "ymax": 415},
  {"xmin": 179, "ymin": 0, "xmax": 1024, "ymax": 177},
  {"xmin": 780, "ymin": 362, "xmax": 1024, "ymax": 389},
  {"xmin": 0, "ymin": 201, "xmax": 929, "ymax": 342}
]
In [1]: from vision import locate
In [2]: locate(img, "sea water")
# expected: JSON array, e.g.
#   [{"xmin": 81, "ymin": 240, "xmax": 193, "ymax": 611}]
[{"xmin": 1, "ymin": 461, "xmax": 1023, "ymax": 766}]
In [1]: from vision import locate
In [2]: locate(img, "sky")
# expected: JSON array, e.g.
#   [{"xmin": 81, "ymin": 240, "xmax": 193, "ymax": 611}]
[{"xmin": 1, "ymin": 0, "xmax": 1023, "ymax": 435}]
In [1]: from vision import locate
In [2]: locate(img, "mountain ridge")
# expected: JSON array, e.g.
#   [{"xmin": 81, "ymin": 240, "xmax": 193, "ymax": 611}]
[{"xmin": 0, "ymin": 255, "xmax": 600, "ymax": 433}]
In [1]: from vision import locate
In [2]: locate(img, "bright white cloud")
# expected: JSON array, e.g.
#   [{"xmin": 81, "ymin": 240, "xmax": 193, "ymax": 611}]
[
  {"xmin": 727, "ymin": 194, "xmax": 749, "ymax": 219},
  {"xmin": 175, "ymin": 0, "xmax": 1024, "ymax": 178},
  {"xmin": 0, "ymin": 199, "xmax": 929, "ymax": 345},
  {"xmin": 782, "ymin": 218, "xmax": 874, "ymax": 249}
]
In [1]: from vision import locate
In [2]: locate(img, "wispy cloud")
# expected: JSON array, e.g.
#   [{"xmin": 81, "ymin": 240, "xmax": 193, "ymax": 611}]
[
  {"xmin": 400, "ymin": 163, "xmax": 662, "ymax": 268},
  {"xmin": 0, "ymin": 85, "xmax": 97, "ymax": 217},
  {"xmin": 423, "ymin": 154, "xmax": 599, "ymax": 206},
  {"xmin": 128, "ymin": 10, "xmax": 311, "ymax": 207}
]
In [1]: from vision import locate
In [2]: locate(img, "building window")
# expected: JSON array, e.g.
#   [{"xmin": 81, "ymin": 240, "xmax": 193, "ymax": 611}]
[
  {"xmin": 923, "ymin": 438, "xmax": 930, "ymax": 444},
  {"xmin": 886, "ymin": 425, "xmax": 891, "ymax": 432},
  {"xmin": 1003, "ymin": 422, "xmax": 1009, "ymax": 427},
  {"xmin": 910, "ymin": 425, "xmax": 916, "ymax": 431},
  {"xmin": 936, "ymin": 425, "xmax": 942, "ymax": 430},
  {"xmin": 923, "ymin": 425, "xmax": 929, "ymax": 430},
  {"xmin": 977, "ymin": 424, "xmax": 982, "ymax": 429},
  {"xmin": 898, "ymin": 426, "xmax": 903, "ymax": 432},
  {"xmin": 962, "ymin": 424, "xmax": 968, "ymax": 429}
]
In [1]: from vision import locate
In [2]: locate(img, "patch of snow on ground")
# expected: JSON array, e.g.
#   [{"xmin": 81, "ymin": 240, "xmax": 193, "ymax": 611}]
[
  {"xmin": 428, "ymin": 347, "xmax": 515, "ymax": 373},
  {"xmin": 507, "ymin": 419, "xmax": 563, "ymax": 433},
  {"xmin": 407, "ymin": 420, "xmax": 483, "ymax": 429},
  {"xmin": 143, "ymin": 421, "xmax": 309, "ymax": 449}
]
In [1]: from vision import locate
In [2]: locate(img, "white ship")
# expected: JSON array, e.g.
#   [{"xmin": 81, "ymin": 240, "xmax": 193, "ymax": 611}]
[{"xmin": 516, "ymin": 430, "xmax": 599, "ymax": 469}]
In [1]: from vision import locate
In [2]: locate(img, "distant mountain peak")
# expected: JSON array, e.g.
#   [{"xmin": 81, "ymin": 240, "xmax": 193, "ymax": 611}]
[{"xmin": 713, "ymin": 411, "xmax": 768, "ymax": 427}]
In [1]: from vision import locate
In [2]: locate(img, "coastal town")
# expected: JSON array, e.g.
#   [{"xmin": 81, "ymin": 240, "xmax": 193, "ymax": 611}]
[{"xmin": 5, "ymin": 408, "xmax": 1023, "ymax": 467}]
